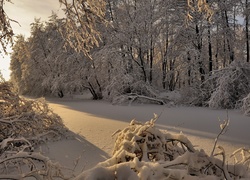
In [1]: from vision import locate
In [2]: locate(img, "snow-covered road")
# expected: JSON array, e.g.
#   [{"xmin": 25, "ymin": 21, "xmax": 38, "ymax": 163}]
[{"xmin": 45, "ymin": 98, "xmax": 250, "ymax": 173}]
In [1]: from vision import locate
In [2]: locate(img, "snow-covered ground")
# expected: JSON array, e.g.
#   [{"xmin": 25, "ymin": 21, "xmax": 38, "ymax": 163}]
[{"xmin": 44, "ymin": 97, "xmax": 250, "ymax": 175}]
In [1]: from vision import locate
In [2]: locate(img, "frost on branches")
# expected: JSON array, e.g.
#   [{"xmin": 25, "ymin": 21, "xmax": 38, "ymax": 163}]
[
  {"xmin": 209, "ymin": 61, "xmax": 250, "ymax": 111},
  {"xmin": 59, "ymin": 0, "xmax": 106, "ymax": 58},
  {"xmin": 75, "ymin": 115, "xmax": 250, "ymax": 180},
  {"xmin": 0, "ymin": 81, "xmax": 71, "ymax": 179}
]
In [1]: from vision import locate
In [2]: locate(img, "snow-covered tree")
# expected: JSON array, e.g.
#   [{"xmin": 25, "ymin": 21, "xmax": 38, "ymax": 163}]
[
  {"xmin": 7, "ymin": 0, "xmax": 250, "ymax": 107},
  {"xmin": 93, "ymin": 0, "xmax": 187, "ymax": 102},
  {"xmin": 10, "ymin": 14, "xmax": 107, "ymax": 99},
  {"xmin": 0, "ymin": 0, "xmax": 14, "ymax": 54},
  {"xmin": 9, "ymin": 35, "xmax": 30, "ymax": 94},
  {"xmin": 209, "ymin": 61, "xmax": 250, "ymax": 109}
]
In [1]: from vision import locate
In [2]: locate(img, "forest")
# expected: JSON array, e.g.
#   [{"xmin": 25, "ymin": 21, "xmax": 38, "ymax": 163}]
[
  {"xmin": 0, "ymin": 0, "xmax": 250, "ymax": 179},
  {"xmin": 8, "ymin": 0, "xmax": 250, "ymax": 114}
]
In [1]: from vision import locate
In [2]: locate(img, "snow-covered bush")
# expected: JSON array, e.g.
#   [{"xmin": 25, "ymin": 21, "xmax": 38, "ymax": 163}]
[
  {"xmin": 75, "ymin": 116, "xmax": 250, "ymax": 179},
  {"xmin": 209, "ymin": 61, "xmax": 250, "ymax": 109},
  {"xmin": 105, "ymin": 73, "xmax": 163, "ymax": 105},
  {"xmin": 0, "ymin": 81, "xmax": 71, "ymax": 179}
]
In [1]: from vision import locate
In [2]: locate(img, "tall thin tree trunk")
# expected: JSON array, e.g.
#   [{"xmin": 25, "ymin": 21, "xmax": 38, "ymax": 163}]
[
  {"xmin": 187, "ymin": 52, "xmax": 191, "ymax": 86},
  {"xmin": 215, "ymin": 24, "xmax": 219, "ymax": 70},
  {"xmin": 139, "ymin": 47, "xmax": 147, "ymax": 82},
  {"xmin": 196, "ymin": 24, "xmax": 205, "ymax": 82},
  {"xmin": 149, "ymin": 39, "xmax": 153, "ymax": 84},
  {"xmin": 208, "ymin": 22, "xmax": 213, "ymax": 72},
  {"xmin": 169, "ymin": 59, "xmax": 175, "ymax": 91},
  {"xmin": 246, "ymin": 0, "xmax": 250, "ymax": 63},
  {"xmin": 162, "ymin": 57, "xmax": 167, "ymax": 89},
  {"xmin": 224, "ymin": 10, "xmax": 234, "ymax": 62},
  {"xmin": 162, "ymin": 29, "xmax": 169, "ymax": 89},
  {"xmin": 223, "ymin": 37, "xmax": 227, "ymax": 68}
]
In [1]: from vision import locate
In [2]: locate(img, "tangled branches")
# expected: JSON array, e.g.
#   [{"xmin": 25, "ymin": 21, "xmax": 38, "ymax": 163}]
[
  {"xmin": 59, "ymin": 0, "xmax": 107, "ymax": 58},
  {"xmin": 209, "ymin": 61, "xmax": 250, "ymax": 110},
  {"xmin": 75, "ymin": 116, "xmax": 250, "ymax": 180},
  {"xmin": 0, "ymin": 0, "xmax": 15, "ymax": 54},
  {"xmin": 0, "ymin": 82, "xmax": 68, "ymax": 141},
  {"xmin": 0, "ymin": 81, "xmax": 70, "ymax": 179}
]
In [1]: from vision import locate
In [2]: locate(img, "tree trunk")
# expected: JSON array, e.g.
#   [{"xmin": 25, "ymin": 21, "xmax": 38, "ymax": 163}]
[
  {"xmin": 139, "ymin": 47, "xmax": 147, "ymax": 82},
  {"xmin": 127, "ymin": 47, "xmax": 133, "ymax": 73},
  {"xmin": 196, "ymin": 24, "xmax": 205, "ymax": 82},
  {"xmin": 215, "ymin": 24, "xmax": 219, "ymax": 70},
  {"xmin": 58, "ymin": 90, "xmax": 64, "ymax": 98},
  {"xmin": 208, "ymin": 22, "xmax": 213, "ymax": 72},
  {"xmin": 224, "ymin": 10, "xmax": 234, "ymax": 62},
  {"xmin": 246, "ymin": 0, "xmax": 250, "ymax": 63},
  {"xmin": 149, "ymin": 44, "xmax": 153, "ymax": 84},
  {"xmin": 187, "ymin": 52, "xmax": 191, "ymax": 86},
  {"xmin": 87, "ymin": 82, "xmax": 102, "ymax": 100},
  {"xmin": 162, "ymin": 30, "xmax": 169, "ymax": 89}
]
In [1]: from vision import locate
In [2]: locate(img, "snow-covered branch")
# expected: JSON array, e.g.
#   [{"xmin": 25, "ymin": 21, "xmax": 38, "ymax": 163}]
[
  {"xmin": 75, "ymin": 117, "xmax": 250, "ymax": 179},
  {"xmin": 0, "ymin": 82, "xmax": 71, "ymax": 179}
]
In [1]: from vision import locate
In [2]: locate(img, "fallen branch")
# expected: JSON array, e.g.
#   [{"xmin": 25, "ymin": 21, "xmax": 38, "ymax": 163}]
[{"xmin": 127, "ymin": 93, "xmax": 165, "ymax": 105}]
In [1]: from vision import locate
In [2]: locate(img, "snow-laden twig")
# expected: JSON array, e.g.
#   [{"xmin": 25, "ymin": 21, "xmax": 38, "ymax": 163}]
[
  {"xmin": 231, "ymin": 148, "xmax": 250, "ymax": 166},
  {"xmin": 75, "ymin": 116, "xmax": 250, "ymax": 179},
  {"xmin": 210, "ymin": 117, "xmax": 230, "ymax": 157}
]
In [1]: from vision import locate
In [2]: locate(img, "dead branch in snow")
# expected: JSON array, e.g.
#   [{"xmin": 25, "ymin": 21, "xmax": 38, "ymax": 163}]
[{"xmin": 127, "ymin": 93, "xmax": 165, "ymax": 105}]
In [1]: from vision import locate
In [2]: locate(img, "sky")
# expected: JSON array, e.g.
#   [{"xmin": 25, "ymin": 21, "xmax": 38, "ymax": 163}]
[{"xmin": 0, "ymin": 0, "xmax": 64, "ymax": 80}]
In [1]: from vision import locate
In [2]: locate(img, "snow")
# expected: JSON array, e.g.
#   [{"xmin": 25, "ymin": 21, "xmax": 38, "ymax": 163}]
[{"xmin": 42, "ymin": 97, "xmax": 250, "ymax": 175}]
